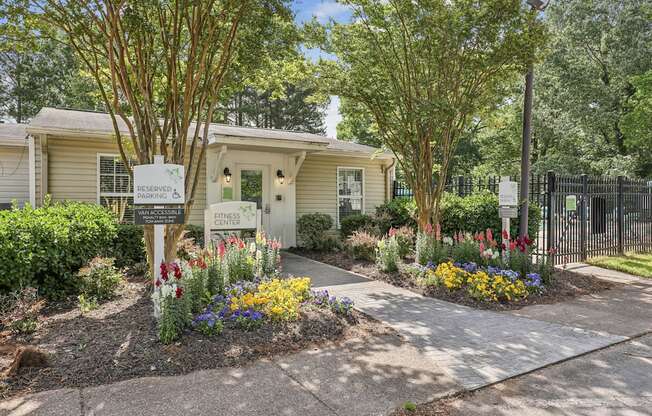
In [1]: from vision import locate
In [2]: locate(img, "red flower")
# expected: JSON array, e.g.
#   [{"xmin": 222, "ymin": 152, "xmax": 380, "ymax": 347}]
[
  {"xmin": 524, "ymin": 236, "xmax": 533, "ymax": 246},
  {"xmin": 160, "ymin": 262, "xmax": 169, "ymax": 281},
  {"xmin": 509, "ymin": 241, "xmax": 516, "ymax": 251},
  {"xmin": 502, "ymin": 230, "xmax": 509, "ymax": 240},
  {"xmin": 155, "ymin": 279, "xmax": 161, "ymax": 288},
  {"xmin": 218, "ymin": 242, "xmax": 226, "ymax": 258},
  {"xmin": 479, "ymin": 241, "xmax": 485, "ymax": 253},
  {"xmin": 173, "ymin": 263, "xmax": 182, "ymax": 279},
  {"xmin": 175, "ymin": 286, "xmax": 183, "ymax": 299},
  {"xmin": 424, "ymin": 223, "xmax": 433, "ymax": 234}
]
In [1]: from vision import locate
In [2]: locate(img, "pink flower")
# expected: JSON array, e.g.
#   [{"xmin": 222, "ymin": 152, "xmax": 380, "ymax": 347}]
[
  {"xmin": 435, "ymin": 223, "xmax": 441, "ymax": 241},
  {"xmin": 389, "ymin": 227, "xmax": 397, "ymax": 237},
  {"xmin": 218, "ymin": 242, "xmax": 226, "ymax": 258},
  {"xmin": 479, "ymin": 241, "xmax": 485, "ymax": 252},
  {"xmin": 424, "ymin": 223, "xmax": 433, "ymax": 234},
  {"xmin": 509, "ymin": 241, "xmax": 516, "ymax": 251},
  {"xmin": 486, "ymin": 228, "xmax": 493, "ymax": 242}
]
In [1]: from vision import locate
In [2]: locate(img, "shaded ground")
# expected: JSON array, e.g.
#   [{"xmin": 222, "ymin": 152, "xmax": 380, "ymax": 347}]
[
  {"xmin": 587, "ymin": 252, "xmax": 652, "ymax": 278},
  {"xmin": 0, "ymin": 279, "xmax": 391, "ymax": 400},
  {"xmin": 289, "ymin": 249, "xmax": 616, "ymax": 311},
  {"xmin": 392, "ymin": 335, "xmax": 652, "ymax": 416}
]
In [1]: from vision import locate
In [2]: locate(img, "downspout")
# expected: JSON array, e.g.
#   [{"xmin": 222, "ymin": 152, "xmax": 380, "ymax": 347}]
[
  {"xmin": 28, "ymin": 135, "xmax": 35, "ymax": 206},
  {"xmin": 209, "ymin": 145, "xmax": 228, "ymax": 182}
]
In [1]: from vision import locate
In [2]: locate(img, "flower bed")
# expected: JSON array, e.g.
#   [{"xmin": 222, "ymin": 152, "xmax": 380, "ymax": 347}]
[
  {"xmin": 152, "ymin": 233, "xmax": 355, "ymax": 344},
  {"xmin": 290, "ymin": 225, "xmax": 615, "ymax": 311},
  {"xmin": 0, "ymin": 233, "xmax": 391, "ymax": 400}
]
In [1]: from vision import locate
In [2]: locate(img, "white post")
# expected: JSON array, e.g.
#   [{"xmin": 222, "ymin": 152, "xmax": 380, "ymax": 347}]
[
  {"xmin": 501, "ymin": 176, "xmax": 511, "ymax": 263},
  {"xmin": 154, "ymin": 155, "xmax": 165, "ymax": 283}
]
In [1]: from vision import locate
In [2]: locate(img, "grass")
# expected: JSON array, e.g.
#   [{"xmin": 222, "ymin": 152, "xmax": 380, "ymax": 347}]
[{"xmin": 587, "ymin": 252, "xmax": 652, "ymax": 278}]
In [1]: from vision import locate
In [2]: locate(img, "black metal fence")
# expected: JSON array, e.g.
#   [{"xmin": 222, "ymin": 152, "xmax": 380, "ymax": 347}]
[{"xmin": 393, "ymin": 173, "xmax": 652, "ymax": 264}]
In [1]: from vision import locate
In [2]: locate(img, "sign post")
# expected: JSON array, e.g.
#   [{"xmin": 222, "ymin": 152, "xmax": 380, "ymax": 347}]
[
  {"xmin": 133, "ymin": 156, "xmax": 185, "ymax": 290},
  {"xmin": 498, "ymin": 177, "xmax": 518, "ymax": 261}
]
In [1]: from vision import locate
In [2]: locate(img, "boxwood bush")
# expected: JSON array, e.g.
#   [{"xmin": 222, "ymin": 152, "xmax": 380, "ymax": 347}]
[
  {"xmin": 109, "ymin": 224, "xmax": 146, "ymax": 268},
  {"xmin": 297, "ymin": 213, "xmax": 334, "ymax": 250},
  {"xmin": 339, "ymin": 213, "xmax": 376, "ymax": 238},
  {"xmin": 0, "ymin": 201, "xmax": 117, "ymax": 297}
]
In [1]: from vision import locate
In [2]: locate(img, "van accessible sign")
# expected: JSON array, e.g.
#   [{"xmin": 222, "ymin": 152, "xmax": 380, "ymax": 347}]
[{"xmin": 133, "ymin": 164, "xmax": 185, "ymax": 205}]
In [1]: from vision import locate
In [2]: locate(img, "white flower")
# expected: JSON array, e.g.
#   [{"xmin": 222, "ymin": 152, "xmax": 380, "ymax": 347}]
[{"xmin": 443, "ymin": 236, "xmax": 454, "ymax": 245}]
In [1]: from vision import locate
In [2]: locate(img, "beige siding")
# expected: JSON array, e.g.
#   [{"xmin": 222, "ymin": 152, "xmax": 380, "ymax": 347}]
[
  {"xmin": 0, "ymin": 146, "xmax": 30, "ymax": 205},
  {"xmin": 296, "ymin": 154, "xmax": 388, "ymax": 226},
  {"xmin": 47, "ymin": 137, "xmax": 206, "ymax": 225},
  {"xmin": 34, "ymin": 137, "xmax": 42, "ymax": 205}
]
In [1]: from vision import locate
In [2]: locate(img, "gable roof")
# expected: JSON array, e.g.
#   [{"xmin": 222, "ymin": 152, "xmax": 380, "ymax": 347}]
[
  {"xmin": 0, "ymin": 123, "xmax": 28, "ymax": 146},
  {"xmin": 27, "ymin": 107, "xmax": 393, "ymax": 158}
]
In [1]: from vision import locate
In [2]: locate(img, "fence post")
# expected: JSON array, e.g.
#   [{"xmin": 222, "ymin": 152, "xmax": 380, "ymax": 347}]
[
  {"xmin": 617, "ymin": 176, "xmax": 624, "ymax": 255},
  {"xmin": 580, "ymin": 174, "xmax": 588, "ymax": 261},
  {"xmin": 546, "ymin": 171, "xmax": 556, "ymax": 262},
  {"xmin": 457, "ymin": 176, "xmax": 464, "ymax": 197}
]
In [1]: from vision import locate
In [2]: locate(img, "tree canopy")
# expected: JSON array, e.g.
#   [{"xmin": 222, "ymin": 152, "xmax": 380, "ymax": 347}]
[{"xmin": 314, "ymin": 0, "xmax": 542, "ymax": 227}]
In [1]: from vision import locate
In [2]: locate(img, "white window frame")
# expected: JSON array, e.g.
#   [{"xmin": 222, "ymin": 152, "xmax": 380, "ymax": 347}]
[
  {"xmin": 336, "ymin": 166, "xmax": 365, "ymax": 228},
  {"xmin": 96, "ymin": 153, "xmax": 134, "ymax": 221}
]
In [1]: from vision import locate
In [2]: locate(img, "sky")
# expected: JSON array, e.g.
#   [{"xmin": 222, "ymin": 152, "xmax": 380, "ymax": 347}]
[{"xmin": 291, "ymin": 0, "xmax": 352, "ymax": 138}]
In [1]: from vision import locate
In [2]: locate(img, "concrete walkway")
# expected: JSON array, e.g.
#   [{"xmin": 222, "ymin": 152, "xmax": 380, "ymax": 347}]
[
  {"xmin": 283, "ymin": 253, "xmax": 627, "ymax": 389},
  {"xmin": 2, "ymin": 255, "xmax": 647, "ymax": 416}
]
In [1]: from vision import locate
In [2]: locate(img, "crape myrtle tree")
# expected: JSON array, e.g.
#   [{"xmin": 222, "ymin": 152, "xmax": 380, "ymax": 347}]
[
  {"xmin": 29, "ymin": 0, "xmax": 293, "ymax": 268},
  {"xmin": 314, "ymin": 0, "xmax": 544, "ymax": 229}
]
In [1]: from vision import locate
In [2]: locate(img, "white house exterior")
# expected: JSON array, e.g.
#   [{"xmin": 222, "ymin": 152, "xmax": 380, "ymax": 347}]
[
  {"xmin": 14, "ymin": 108, "xmax": 395, "ymax": 246},
  {"xmin": 0, "ymin": 123, "xmax": 31, "ymax": 208}
]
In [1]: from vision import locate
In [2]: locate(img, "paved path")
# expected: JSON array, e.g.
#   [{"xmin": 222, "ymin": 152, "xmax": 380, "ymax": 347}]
[
  {"xmin": 422, "ymin": 334, "xmax": 652, "ymax": 416},
  {"xmin": 283, "ymin": 253, "xmax": 626, "ymax": 389}
]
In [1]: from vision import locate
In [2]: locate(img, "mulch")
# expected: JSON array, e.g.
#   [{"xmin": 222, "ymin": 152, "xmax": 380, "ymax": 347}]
[
  {"xmin": 0, "ymin": 278, "xmax": 392, "ymax": 400},
  {"xmin": 289, "ymin": 248, "xmax": 617, "ymax": 311}
]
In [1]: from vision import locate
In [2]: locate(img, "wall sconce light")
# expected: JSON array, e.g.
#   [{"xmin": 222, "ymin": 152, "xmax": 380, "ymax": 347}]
[
  {"xmin": 223, "ymin": 167, "xmax": 232, "ymax": 183},
  {"xmin": 276, "ymin": 169, "xmax": 285, "ymax": 185}
]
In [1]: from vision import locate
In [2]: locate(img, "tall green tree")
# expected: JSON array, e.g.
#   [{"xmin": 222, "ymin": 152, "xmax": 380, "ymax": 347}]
[
  {"xmin": 0, "ymin": 0, "xmax": 101, "ymax": 122},
  {"xmin": 29, "ymin": 0, "xmax": 294, "ymax": 265},
  {"xmin": 315, "ymin": 0, "xmax": 542, "ymax": 228},
  {"xmin": 223, "ymin": 82, "xmax": 328, "ymax": 134}
]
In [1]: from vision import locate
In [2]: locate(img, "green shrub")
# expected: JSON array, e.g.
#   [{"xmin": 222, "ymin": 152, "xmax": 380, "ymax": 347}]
[
  {"xmin": 297, "ymin": 213, "xmax": 334, "ymax": 250},
  {"xmin": 376, "ymin": 236, "xmax": 400, "ymax": 272},
  {"xmin": 450, "ymin": 237, "xmax": 483, "ymax": 265},
  {"xmin": 375, "ymin": 198, "xmax": 417, "ymax": 235},
  {"xmin": 389, "ymin": 226, "xmax": 415, "ymax": 258},
  {"xmin": 439, "ymin": 191, "xmax": 541, "ymax": 240},
  {"xmin": 185, "ymin": 224, "xmax": 205, "ymax": 247},
  {"xmin": 77, "ymin": 257, "xmax": 123, "ymax": 302},
  {"xmin": 346, "ymin": 231, "xmax": 378, "ymax": 261},
  {"xmin": 0, "ymin": 200, "xmax": 117, "ymax": 297},
  {"xmin": 415, "ymin": 232, "xmax": 449, "ymax": 265},
  {"xmin": 109, "ymin": 224, "xmax": 146, "ymax": 268},
  {"xmin": 340, "ymin": 213, "xmax": 376, "ymax": 238}
]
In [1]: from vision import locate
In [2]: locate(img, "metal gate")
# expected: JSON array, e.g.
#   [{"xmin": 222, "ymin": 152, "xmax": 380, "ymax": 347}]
[{"xmin": 393, "ymin": 172, "xmax": 652, "ymax": 264}]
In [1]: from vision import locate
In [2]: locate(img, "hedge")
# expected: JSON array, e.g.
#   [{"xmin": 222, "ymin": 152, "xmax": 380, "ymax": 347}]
[
  {"xmin": 0, "ymin": 201, "xmax": 117, "ymax": 297},
  {"xmin": 439, "ymin": 191, "xmax": 541, "ymax": 239},
  {"xmin": 109, "ymin": 224, "xmax": 146, "ymax": 268},
  {"xmin": 339, "ymin": 213, "xmax": 375, "ymax": 238},
  {"xmin": 373, "ymin": 191, "xmax": 541, "ymax": 239}
]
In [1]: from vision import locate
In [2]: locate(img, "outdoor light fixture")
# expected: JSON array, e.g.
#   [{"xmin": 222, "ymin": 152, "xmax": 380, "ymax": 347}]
[
  {"xmin": 526, "ymin": 0, "xmax": 550, "ymax": 11},
  {"xmin": 223, "ymin": 167, "xmax": 232, "ymax": 183},
  {"xmin": 277, "ymin": 169, "xmax": 285, "ymax": 184}
]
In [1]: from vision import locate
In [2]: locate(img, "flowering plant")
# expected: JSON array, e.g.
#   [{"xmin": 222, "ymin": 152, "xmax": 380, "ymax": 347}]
[
  {"xmin": 309, "ymin": 289, "xmax": 354, "ymax": 316},
  {"xmin": 376, "ymin": 235, "xmax": 400, "ymax": 272}
]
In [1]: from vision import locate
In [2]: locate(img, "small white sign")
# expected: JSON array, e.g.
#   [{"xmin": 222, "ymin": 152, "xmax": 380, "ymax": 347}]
[
  {"xmin": 498, "ymin": 181, "xmax": 518, "ymax": 206},
  {"xmin": 134, "ymin": 164, "xmax": 185, "ymax": 205},
  {"xmin": 204, "ymin": 201, "xmax": 261, "ymax": 247}
]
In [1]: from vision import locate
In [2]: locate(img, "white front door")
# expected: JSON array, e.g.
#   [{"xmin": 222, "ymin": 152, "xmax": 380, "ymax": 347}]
[{"xmin": 235, "ymin": 164, "xmax": 270, "ymax": 234}]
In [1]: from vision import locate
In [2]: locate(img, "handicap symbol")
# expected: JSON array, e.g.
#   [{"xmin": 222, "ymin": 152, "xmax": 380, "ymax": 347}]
[{"xmin": 172, "ymin": 189, "xmax": 181, "ymax": 199}]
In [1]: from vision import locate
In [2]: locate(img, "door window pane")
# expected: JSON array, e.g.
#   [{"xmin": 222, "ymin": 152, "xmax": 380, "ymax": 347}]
[
  {"xmin": 337, "ymin": 168, "xmax": 364, "ymax": 226},
  {"xmin": 241, "ymin": 169, "xmax": 263, "ymax": 209}
]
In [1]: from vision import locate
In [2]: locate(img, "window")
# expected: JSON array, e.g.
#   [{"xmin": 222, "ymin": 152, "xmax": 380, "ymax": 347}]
[
  {"xmin": 98, "ymin": 154, "xmax": 134, "ymax": 223},
  {"xmin": 337, "ymin": 167, "xmax": 364, "ymax": 226}
]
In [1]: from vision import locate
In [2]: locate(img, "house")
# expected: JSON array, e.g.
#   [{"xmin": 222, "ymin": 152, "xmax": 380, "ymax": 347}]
[
  {"xmin": 17, "ymin": 107, "xmax": 395, "ymax": 246},
  {"xmin": 0, "ymin": 123, "xmax": 30, "ymax": 209}
]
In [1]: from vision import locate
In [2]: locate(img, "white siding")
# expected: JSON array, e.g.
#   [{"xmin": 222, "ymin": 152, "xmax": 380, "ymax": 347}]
[
  {"xmin": 46, "ymin": 137, "xmax": 206, "ymax": 225},
  {"xmin": 0, "ymin": 146, "xmax": 30, "ymax": 206},
  {"xmin": 296, "ymin": 154, "xmax": 388, "ymax": 227}
]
